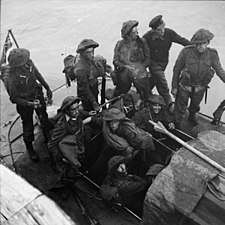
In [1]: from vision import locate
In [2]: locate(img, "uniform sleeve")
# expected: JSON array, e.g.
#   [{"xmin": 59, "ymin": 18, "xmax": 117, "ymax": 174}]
[
  {"xmin": 32, "ymin": 63, "xmax": 51, "ymax": 90},
  {"xmin": 211, "ymin": 49, "xmax": 225, "ymax": 83},
  {"xmin": 113, "ymin": 40, "xmax": 125, "ymax": 70},
  {"xmin": 169, "ymin": 29, "xmax": 191, "ymax": 46},
  {"xmin": 172, "ymin": 48, "xmax": 186, "ymax": 89},
  {"xmin": 76, "ymin": 69, "xmax": 97, "ymax": 105},
  {"xmin": 141, "ymin": 37, "xmax": 151, "ymax": 67}
]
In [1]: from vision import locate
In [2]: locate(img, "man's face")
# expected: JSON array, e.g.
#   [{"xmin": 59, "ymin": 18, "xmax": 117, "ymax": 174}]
[
  {"xmin": 83, "ymin": 47, "xmax": 94, "ymax": 61},
  {"xmin": 154, "ymin": 21, "xmax": 165, "ymax": 36},
  {"xmin": 67, "ymin": 102, "xmax": 80, "ymax": 118},
  {"xmin": 130, "ymin": 26, "xmax": 138, "ymax": 40},
  {"xmin": 109, "ymin": 120, "xmax": 120, "ymax": 132},
  {"xmin": 117, "ymin": 163, "xmax": 127, "ymax": 175},
  {"xmin": 152, "ymin": 103, "xmax": 162, "ymax": 114},
  {"xmin": 196, "ymin": 41, "xmax": 209, "ymax": 53}
]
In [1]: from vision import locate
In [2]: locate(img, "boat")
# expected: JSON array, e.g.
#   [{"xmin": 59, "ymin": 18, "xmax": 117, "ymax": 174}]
[{"xmin": 1, "ymin": 30, "xmax": 225, "ymax": 225}]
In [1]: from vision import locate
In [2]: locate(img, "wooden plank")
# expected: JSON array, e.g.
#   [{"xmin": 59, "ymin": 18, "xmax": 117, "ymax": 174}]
[
  {"xmin": 0, "ymin": 164, "xmax": 40, "ymax": 219},
  {"xmin": 3, "ymin": 196, "xmax": 76, "ymax": 225},
  {"xmin": 3, "ymin": 207, "xmax": 39, "ymax": 225},
  {"xmin": 25, "ymin": 195, "xmax": 76, "ymax": 225}
]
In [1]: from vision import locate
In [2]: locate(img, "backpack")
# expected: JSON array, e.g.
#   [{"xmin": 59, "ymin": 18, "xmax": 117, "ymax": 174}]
[{"xmin": 62, "ymin": 54, "xmax": 77, "ymax": 87}]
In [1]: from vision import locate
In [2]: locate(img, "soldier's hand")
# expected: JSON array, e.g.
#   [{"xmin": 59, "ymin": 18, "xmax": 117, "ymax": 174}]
[{"xmin": 171, "ymin": 88, "xmax": 177, "ymax": 98}]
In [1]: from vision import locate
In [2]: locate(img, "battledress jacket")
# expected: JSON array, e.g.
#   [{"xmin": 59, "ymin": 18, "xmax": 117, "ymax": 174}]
[
  {"xmin": 7, "ymin": 61, "xmax": 50, "ymax": 106},
  {"xmin": 143, "ymin": 28, "xmax": 190, "ymax": 66},
  {"xmin": 113, "ymin": 37, "xmax": 150, "ymax": 76},
  {"xmin": 172, "ymin": 46, "xmax": 225, "ymax": 90}
]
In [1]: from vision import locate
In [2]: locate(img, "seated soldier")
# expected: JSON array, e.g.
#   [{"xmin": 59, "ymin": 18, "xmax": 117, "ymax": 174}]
[
  {"xmin": 133, "ymin": 94, "xmax": 175, "ymax": 137},
  {"xmin": 48, "ymin": 96, "xmax": 89, "ymax": 173},
  {"xmin": 100, "ymin": 155, "xmax": 148, "ymax": 215}
]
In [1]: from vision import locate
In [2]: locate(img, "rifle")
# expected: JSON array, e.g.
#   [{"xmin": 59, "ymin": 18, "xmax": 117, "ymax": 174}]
[{"xmin": 71, "ymin": 185, "xmax": 101, "ymax": 225}]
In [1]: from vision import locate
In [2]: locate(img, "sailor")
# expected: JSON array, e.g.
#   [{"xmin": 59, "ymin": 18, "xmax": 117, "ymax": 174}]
[
  {"xmin": 113, "ymin": 20, "xmax": 151, "ymax": 101},
  {"xmin": 171, "ymin": 29, "xmax": 225, "ymax": 127},
  {"xmin": 143, "ymin": 15, "xmax": 191, "ymax": 107},
  {"xmin": 211, "ymin": 100, "xmax": 225, "ymax": 125},
  {"xmin": 47, "ymin": 96, "xmax": 88, "ymax": 172},
  {"xmin": 100, "ymin": 155, "xmax": 148, "ymax": 214},
  {"xmin": 75, "ymin": 39, "xmax": 101, "ymax": 112},
  {"xmin": 7, "ymin": 48, "xmax": 52, "ymax": 161}
]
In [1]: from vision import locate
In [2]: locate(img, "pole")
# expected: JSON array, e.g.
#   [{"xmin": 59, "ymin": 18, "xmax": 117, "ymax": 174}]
[{"xmin": 149, "ymin": 120, "xmax": 225, "ymax": 173}]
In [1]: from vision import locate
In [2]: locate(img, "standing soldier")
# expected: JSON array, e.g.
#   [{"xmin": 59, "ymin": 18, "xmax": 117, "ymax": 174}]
[
  {"xmin": 75, "ymin": 39, "xmax": 101, "ymax": 112},
  {"xmin": 171, "ymin": 29, "xmax": 225, "ymax": 127},
  {"xmin": 7, "ymin": 48, "xmax": 52, "ymax": 161},
  {"xmin": 113, "ymin": 20, "xmax": 151, "ymax": 101},
  {"xmin": 143, "ymin": 15, "xmax": 191, "ymax": 106}
]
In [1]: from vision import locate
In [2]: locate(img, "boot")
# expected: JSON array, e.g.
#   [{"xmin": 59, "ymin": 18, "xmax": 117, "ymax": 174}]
[
  {"xmin": 188, "ymin": 113, "xmax": 198, "ymax": 126},
  {"xmin": 24, "ymin": 141, "xmax": 40, "ymax": 162}
]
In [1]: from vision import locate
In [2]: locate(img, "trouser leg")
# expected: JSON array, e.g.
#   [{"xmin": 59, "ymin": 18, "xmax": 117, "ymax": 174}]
[
  {"xmin": 113, "ymin": 69, "xmax": 132, "ymax": 97},
  {"xmin": 188, "ymin": 88, "xmax": 205, "ymax": 116},
  {"xmin": 150, "ymin": 64, "xmax": 172, "ymax": 106},
  {"xmin": 133, "ymin": 77, "xmax": 150, "ymax": 101},
  {"xmin": 213, "ymin": 100, "xmax": 225, "ymax": 121},
  {"xmin": 174, "ymin": 87, "xmax": 190, "ymax": 125},
  {"xmin": 16, "ymin": 104, "xmax": 39, "ymax": 161}
]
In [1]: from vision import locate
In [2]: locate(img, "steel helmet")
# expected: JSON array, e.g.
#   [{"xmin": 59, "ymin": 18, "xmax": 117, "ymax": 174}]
[
  {"xmin": 8, "ymin": 48, "xmax": 30, "ymax": 67},
  {"xmin": 103, "ymin": 108, "xmax": 126, "ymax": 121},
  {"xmin": 148, "ymin": 94, "xmax": 166, "ymax": 106},
  {"xmin": 191, "ymin": 29, "xmax": 214, "ymax": 44}
]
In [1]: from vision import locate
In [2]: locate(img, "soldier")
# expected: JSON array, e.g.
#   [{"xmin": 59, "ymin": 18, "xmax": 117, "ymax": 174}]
[
  {"xmin": 113, "ymin": 20, "xmax": 151, "ymax": 101},
  {"xmin": 75, "ymin": 39, "xmax": 101, "ymax": 112},
  {"xmin": 171, "ymin": 29, "xmax": 225, "ymax": 127},
  {"xmin": 143, "ymin": 15, "xmax": 191, "ymax": 106},
  {"xmin": 7, "ymin": 48, "xmax": 52, "ymax": 161},
  {"xmin": 47, "ymin": 96, "xmax": 89, "ymax": 172},
  {"xmin": 100, "ymin": 155, "xmax": 148, "ymax": 215},
  {"xmin": 211, "ymin": 100, "xmax": 225, "ymax": 125}
]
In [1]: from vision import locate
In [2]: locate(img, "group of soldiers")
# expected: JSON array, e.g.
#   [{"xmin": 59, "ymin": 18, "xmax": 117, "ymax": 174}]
[{"xmin": 1, "ymin": 14, "xmax": 225, "ymax": 214}]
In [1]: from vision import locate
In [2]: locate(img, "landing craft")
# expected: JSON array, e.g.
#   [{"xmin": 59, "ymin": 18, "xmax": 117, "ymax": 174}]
[{"xmin": 1, "ymin": 30, "xmax": 225, "ymax": 225}]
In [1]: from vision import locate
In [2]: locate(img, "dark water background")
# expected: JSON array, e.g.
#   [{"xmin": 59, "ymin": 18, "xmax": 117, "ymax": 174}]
[{"xmin": 1, "ymin": 0, "xmax": 225, "ymax": 124}]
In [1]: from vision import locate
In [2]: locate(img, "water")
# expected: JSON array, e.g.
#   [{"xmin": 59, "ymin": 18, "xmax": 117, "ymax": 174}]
[{"xmin": 1, "ymin": 0, "xmax": 225, "ymax": 124}]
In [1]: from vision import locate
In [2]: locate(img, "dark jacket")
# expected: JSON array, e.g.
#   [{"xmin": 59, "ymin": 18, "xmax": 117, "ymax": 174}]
[
  {"xmin": 116, "ymin": 119, "xmax": 155, "ymax": 152},
  {"xmin": 113, "ymin": 37, "xmax": 150, "ymax": 79},
  {"xmin": 48, "ymin": 111, "xmax": 88, "ymax": 150},
  {"xmin": 101, "ymin": 172, "xmax": 147, "ymax": 202},
  {"xmin": 7, "ymin": 60, "xmax": 50, "ymax": 106},
  {"xmin": 172, "ymin": 46, "xmax": 225, "ymax": 89},
  {"xmin": 143, "ymin": 28, "xmax": 190, "ymax": 65}
]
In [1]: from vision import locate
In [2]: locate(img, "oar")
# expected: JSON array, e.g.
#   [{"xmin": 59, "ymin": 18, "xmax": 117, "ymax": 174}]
[{"xmin": 149, "ymin": 120, "xmax": 225, "ymax": 174}]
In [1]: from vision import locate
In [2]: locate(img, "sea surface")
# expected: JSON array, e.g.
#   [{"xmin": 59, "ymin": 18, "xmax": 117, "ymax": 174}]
[{"xmin": 1, "ymin": 0, "xmax": 225, "ymax": 125}]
